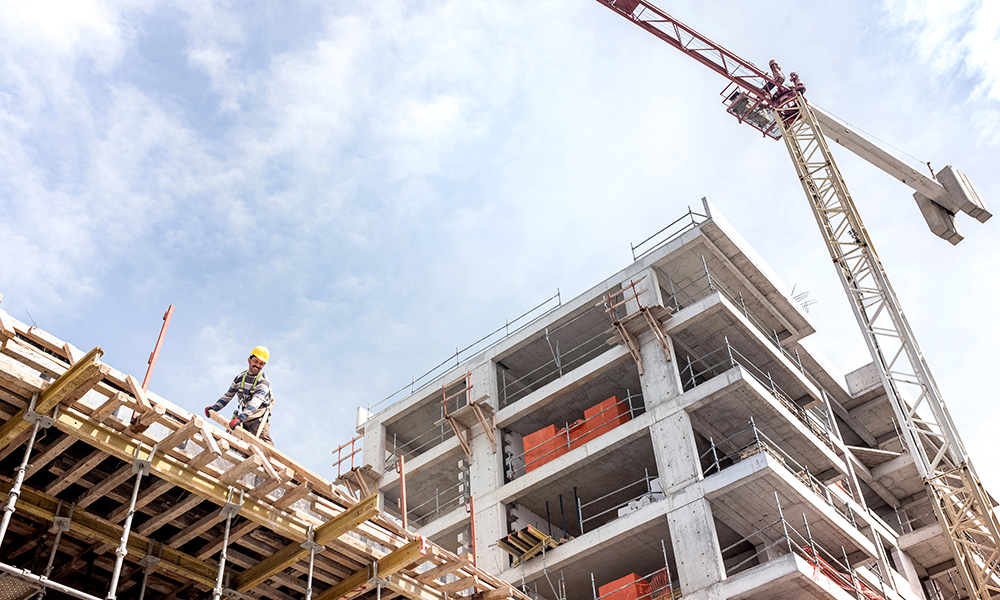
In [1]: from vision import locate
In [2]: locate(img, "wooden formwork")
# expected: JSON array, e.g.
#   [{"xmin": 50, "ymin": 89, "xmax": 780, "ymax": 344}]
[{"xmin": 0, "ymin": 307, "xmax": 527, "ymax": 600}]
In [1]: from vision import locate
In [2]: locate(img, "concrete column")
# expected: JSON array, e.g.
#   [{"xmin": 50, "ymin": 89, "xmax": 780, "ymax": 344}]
[
  {"xmin": 650, "ymin": 411, "xmax": 702, "ymax": 493},
  {"xmin": 668, "ymin": 497, "xmax": 727, "ymax": 594},
  {"xmin": 619, "ymin": 268, "xmax": 684, "ymax": 410},
  {"xmin": 650, "ymin": 396, "xmax": 726, "ymax": 593},
  {"xmin": 362, "ymin": 421, "xmax": 386, "ymax": 475},
  {"xmin": 890, "ymin": 547, "xmax": 926, "ymax": 600},
  {"xmin": 466, "ymin": 361, "xmax": 507, "ymax": 570}
]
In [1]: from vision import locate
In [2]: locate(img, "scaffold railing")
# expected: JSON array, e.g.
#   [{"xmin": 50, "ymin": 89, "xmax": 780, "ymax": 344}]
[
  {"xmin": 498, "ymin": 307, "xmax": 619, "ymax": 408},
  {"xmin": 577, "ymin": 469, "xmax": 661, "ymax": 534},
  {"xmin": 591, "ymin": 540, "xmax": 679, "ymax": 600},
  {"xmin": 721, "ymin": 497, "xmax": 889, "ymax": 600},
  {"xmin": 384, "ymin": 418, "xmax": 456, "ymax": 473}
]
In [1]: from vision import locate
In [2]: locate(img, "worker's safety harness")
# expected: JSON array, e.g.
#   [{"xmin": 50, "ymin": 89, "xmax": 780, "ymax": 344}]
[{"xmin": 235, "ymin": 370, "xmax": 274, "ymax": 440}]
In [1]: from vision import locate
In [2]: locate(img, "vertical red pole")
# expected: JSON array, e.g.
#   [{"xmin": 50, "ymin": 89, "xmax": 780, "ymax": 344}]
[
  {"xmin": 398, "ymin": 454, "xmax": 408, "ymax": 530},
  {"xmin": 142, "ymin": 305, "xmax": 174, "ymax": 391},
  {"xmin": 469, "ymin": 494, "xmax": 478, "ymax": 568}
]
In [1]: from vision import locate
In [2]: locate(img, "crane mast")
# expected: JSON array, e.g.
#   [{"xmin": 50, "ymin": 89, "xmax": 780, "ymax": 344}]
[{"xmin": 596, "ymin": 1, "xmax": 1000, "ymax": 597}]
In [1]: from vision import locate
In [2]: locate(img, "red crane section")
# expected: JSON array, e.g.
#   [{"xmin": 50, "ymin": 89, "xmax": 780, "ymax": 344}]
[{"xmin": 596, "ymin": 0, "xmax": 806, "ymax": 139}]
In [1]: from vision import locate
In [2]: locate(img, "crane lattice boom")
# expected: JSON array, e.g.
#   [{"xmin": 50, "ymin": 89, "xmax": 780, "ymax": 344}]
[{"xmin": 596, "ymin": 0, "xmax": 1000, "ymax": 597}]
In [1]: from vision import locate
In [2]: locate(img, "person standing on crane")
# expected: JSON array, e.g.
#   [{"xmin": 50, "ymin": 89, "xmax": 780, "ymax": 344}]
[{"xmin": 205, "ymin": 345, "xmax": 274, "ymax": 444}]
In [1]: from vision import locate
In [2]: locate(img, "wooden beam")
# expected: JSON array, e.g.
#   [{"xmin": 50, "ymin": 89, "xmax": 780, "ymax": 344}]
[
  {"xmin": 414, "ymin": 557, "xmax": 470, "ymax": 583},
  {"xmin": 0, "ymin": 346, "xmax": 106, "ymax": 451},
  {"xmin": 107, "ymin": 477, "xmax": 174, "ymax": 523},
  {"xmin": 76, "ymin": 464, "xmax": 135, "ymax": 508},
  {"xmin": 384, "ymin": 573, "xmax": 445, "ymax": 600},
  {"xmin": 155, "ymin": 417, "xmax": 203, "ymax": 454},
  {"xmin": 233, "ymin": 493, "xmax": 380, "ymax": 593},
  {"xmin": 25, "ymin": 435, "xmax": 77, "ymax": 478},
  {"xmin": 44, "ymin": 448, "xmax": 106, "ymax": 495},
  {"xmin": 0, "ymin": 477, "xmax": 216, "ymax": 587},
  {"xmin": 314, "ymin": 538, "xmax": 427, "ymax": 600},
  {"xmin": 137, "ymin": 492, "xmax": 204, "ymax": 536},
  {"xmin": 219, "ymin": 451, "xmax": 262, "ymax": 485},
  {"xmin": 480, "ymin": 585, "xmax": 520, "ymax": 600},
  {"xmin": 52, "ymin": 406, "xmax": 312, "ymax": 542},
  {"xmin": 0, "ymin": 308, "xmax": 15, "ymax": 341},
  {"xmin": 274, "ymin": 480, "xmax": 314, "ymax": 510},
  {"xmin": 439, "ymin": 575, "xmax": 479, "ymax": 594}
]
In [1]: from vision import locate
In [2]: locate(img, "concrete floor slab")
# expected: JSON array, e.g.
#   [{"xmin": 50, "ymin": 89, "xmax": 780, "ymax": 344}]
[{"xmin": 704, "ymin": 452, "xmax": 877, "ymax": 563}]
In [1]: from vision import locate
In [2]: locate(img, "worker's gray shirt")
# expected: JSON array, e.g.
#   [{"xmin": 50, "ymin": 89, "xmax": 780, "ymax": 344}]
[{"xmin": 211, "ymin": 370, "xmax": 271, "ymax": 422}]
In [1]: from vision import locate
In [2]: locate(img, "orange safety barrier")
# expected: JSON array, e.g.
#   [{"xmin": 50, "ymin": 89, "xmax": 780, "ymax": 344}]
[
  {"xmin": 523, "ymin": 396, "xmax": 633, "ymax": 472},
  {"xmin": 523, "ymin": 425, "xmax": 568, "ymax": 473},
  {"xmin": 599, "ymin": 573, "xmax": 649, "ymax": 600}
]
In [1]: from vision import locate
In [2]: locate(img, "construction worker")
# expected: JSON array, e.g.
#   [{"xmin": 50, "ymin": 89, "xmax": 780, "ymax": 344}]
[{"xmin": 205, "ymin": 345, "xmax": 274, "ymax": 444}]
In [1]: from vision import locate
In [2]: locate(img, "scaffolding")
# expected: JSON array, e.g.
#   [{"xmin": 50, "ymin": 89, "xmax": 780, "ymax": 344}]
[{"xmin": 0, "ymin": 307, "xmax": 529, "ymax": 600}]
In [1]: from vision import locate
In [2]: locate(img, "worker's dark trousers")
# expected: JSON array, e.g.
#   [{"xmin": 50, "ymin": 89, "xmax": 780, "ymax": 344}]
[{"xmin": 242, "ymin": 416, "xmax": 273, "ymax": 444}]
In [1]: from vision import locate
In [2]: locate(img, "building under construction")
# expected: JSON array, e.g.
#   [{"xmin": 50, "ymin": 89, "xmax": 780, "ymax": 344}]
[
  {"xmin": 352, "ymin": 199, "xmax": 985, "ymax": 600},
  {"xmin": 0, "ymin": 306, "xmax": 529, "ymax": 599}
]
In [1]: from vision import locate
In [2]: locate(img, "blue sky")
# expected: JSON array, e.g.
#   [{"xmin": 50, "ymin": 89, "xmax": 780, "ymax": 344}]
[{"xmin": 2, "ymin": 0, "xmax": 999, "ymax": 494}]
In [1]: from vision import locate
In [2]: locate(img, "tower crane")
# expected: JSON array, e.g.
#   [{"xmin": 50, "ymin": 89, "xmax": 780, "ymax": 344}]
[{"xmin": 594, "ymin": 1, "xmax": 999, "ymax": 597}]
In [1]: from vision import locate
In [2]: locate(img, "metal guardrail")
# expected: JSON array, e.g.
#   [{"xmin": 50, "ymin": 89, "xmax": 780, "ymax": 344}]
[
  {"xmin": 405, "ymin": 481, "xmax": 465, "ymax": 528},
  {"xmin": 369, "ymin": 290, "xmax": 563, "ymax": 414},
  {"xmin": 664, "ymin": 257, "xmax": 805, "ymax": 372},
  {"xmin": 498, "ymin": 306, "xmax": 613, "ymax": 409},
  {"xmin": 631, "ymin": 205, "xmax": 710, "ymax": 261},
  {"xmin": 591, "ymin": 540, "xmax": 678, "ymax": 600},
  {"xmin": 681, "ymin": 339, "xmax": 833, "ymax": 447},
  {"xmin": 505, "ymin": 393, "xmax": 644, "ymax": 477},
  {"xmin": 701, "ymin": 419, "xmax": 856, "ymax": 528},
  {"xmin": 578, "ymin": 470, "xmax": 661, "ymax": 534},
  {"xmin": 384, "ymin": 420, "xmax": 455, "ymax": 473},
  {"xmin": 720, "ymin": 494, "xmax": 890, "ymax": 600}
]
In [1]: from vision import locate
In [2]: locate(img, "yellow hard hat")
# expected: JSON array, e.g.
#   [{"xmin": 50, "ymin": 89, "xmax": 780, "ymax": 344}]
[{"xmin": 250, "ymin": 345, "xmax": 270, "ymax": 362}]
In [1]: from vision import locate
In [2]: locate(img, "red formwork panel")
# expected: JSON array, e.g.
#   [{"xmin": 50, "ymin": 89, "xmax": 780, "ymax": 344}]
[{"xmin": 599, "ymin": 572, "xmax": 650, "ymax": 600}]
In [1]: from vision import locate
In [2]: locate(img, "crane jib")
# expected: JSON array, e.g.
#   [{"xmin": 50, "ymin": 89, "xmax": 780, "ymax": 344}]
[{"xmin": 595, "ymin": 0, "xmax": 1000, "ymax": 597}]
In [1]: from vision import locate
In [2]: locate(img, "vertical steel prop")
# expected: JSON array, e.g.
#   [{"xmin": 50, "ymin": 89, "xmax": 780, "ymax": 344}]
[
  {"xmin": 34, "ymin": 500, "xmax": 74, "ymax": 600},
  {"xmin": 398, "ymin": 454, "xmax": 408, "ymax": 530},
  {"xmin": 0, "ymin": 394, "xmax": 54, "ymax": 549},
  {"xmin": 213, "ymin": 487, "xmax": 244, "ymax": 600},
  {"xmin": 301, "ymin": 524, "xmax": 325, "ymax": 600},
  {"xmin": 136, "ymin": 539, "xmax": 161, "ymax": 600},
  {"xmin": 107, "ymin": 443, "xmax": 156, "ymax": 600}
]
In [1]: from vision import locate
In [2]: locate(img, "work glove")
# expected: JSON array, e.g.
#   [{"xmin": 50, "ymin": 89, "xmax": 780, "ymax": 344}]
[
  {"xmin": 204, "ymin": 406, "xmax": 213, "ymax": 418},
  {"xmin": 228, "ymin": 417, "xmax": 242, "ymax": 430}
]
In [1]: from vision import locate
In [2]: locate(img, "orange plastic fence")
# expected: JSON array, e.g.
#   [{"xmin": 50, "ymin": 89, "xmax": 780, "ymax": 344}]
[{"xmin": 800, "ymin": 547, "xmax": 885, "ymax": 600}]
